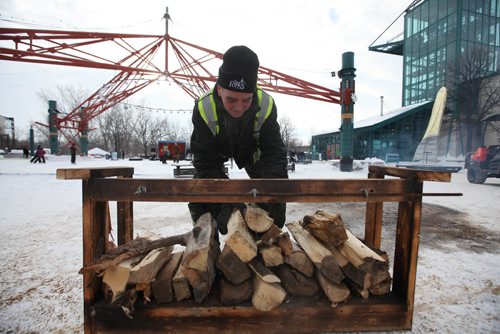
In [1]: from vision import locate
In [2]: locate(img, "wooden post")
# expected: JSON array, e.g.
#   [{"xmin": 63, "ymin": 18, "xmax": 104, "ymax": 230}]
[
  {"xmin": 364, "ymin": 169, "xmax": 384, "ymax": 248},
  {"xmin": 392, "ymin": 180, "xmax": 423, "ymax": 328},
  {"xmin": 82, "ymin": 180, "xmax": 107, "ymax": 334},
  {"xmin": 117, "ymin": 174, "xmax": 134, "ymax": 245}
]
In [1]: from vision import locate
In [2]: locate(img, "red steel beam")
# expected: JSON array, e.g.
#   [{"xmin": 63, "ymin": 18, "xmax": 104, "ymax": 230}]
[{"xmin": 0, "ymin": 28, "xmax": 340, "ymax": 141}]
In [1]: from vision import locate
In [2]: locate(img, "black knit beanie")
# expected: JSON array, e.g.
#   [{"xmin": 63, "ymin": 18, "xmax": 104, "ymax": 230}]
[{"xmin": 217, "ymin": 45, "xmax": 259, "ymax": 93}]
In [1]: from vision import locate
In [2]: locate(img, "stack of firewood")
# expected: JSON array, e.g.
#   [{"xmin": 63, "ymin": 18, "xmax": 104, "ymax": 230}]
[{"xmin": 80, "ymin": 206, "xmax": 391, "ymax": 315}]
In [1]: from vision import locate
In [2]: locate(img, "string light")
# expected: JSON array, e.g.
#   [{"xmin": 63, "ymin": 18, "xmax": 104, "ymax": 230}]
[
  {"xmin": 120, "ymin": 101, "xmax": 191, "ymax": 114},
  {"xmin": 0, "ymin": 12, "xmax": 159, "ymax": 31}
]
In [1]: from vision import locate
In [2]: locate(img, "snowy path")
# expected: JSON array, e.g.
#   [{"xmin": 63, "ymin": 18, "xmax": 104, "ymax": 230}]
[{"xmin": 0, "ymin": 157, "xmax": 499, "ymax": 333}]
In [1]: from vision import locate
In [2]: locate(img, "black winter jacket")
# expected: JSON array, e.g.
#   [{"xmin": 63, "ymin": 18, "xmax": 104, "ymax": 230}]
[{"xmin": 190, "ymin": 87, "xmax": 288, "ymax": 179}]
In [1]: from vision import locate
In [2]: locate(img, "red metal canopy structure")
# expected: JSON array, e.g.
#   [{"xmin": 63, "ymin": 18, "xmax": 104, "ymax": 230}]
[{"xmin": 0, "ymin": 23, "xmax": 340, "ymax": 144}]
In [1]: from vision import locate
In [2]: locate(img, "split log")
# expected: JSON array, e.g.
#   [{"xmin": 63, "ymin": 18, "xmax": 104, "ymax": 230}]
[
  {"xmin": 275, "ymin": 265, "xmax": 318, "ymax": 297},
  {"xmin": 135, "ymin": 282, "xmax": 152, "ymax": 304},
  {"xmin": 275, "ymin": 232, "xmax": 293, "ymax": 257},
  {"xmin": 80, "ymin": 226, "xmax": 196, "ymax": 275},
  {"xmin": 102, "ymin": 246, "xmax": 173, "ymax": 301},
  {"xmin": 182, "ymin": 267, "xmax": 213, "ymax": 303},
  {"xmin": 315, "ymin": 270, "xmax": 350, "ymax": 306},
  {"xmin": 341, "ymin": 262, "xmax": 372, "ymax": 290},
  {"xmin": 337, "ymin": 229, "xmax": 390, "ymax": 288},
  {"xmin": 102, "ymin": 256, "xmax": 143, "ymax": 299},
  {"xmin": 248, "ymin": 257, "xmax": 281, "ymax": 284},
  {"xmin": 180, "ymin": 213, "xmax": 219, "ymax": 303},
  {"xmin": 321, "ymin": 240, "xmax": 372, "ymax": 290},
  {"xmin": 216, "ymin": 244, "xmax": 251, "ymax": 285},
  {"xmin": 172, "ymin": 261, "xmax": 191, "ymax": 302},
  {"xmin": 219, "ymin": 277, "xmax": 253, "ymax": 305},
  {"xmin": 369, "ymin": 277, "xmax": 392, "ymax": 296},
  {"xmin": 182, "ymin": 213, "xmax": 218, "ymax": 272},
  {"xmin": 252, "ymin": 275, "xmax": 287, "ymax": 312},
  {"xmin": 344, "ymin": 278, "xmax": 369, "ymax": 299},
  {"xmin": 361, "ymin": 257, "xmax": 390, "ymax": 287},
  {"xmin": 286, "ymin": 221, "xmax": 344, "ymax": 283},
  {"xmin": 260, "ymin": 245, "xmax": 284, "ymax": 267},
  {"xmin": 259, "ymin": 224, "xmax": 282, "ymax": 244},
  {"xmin": 258, "ymin": 225, "xmax": 293, "ymax": 257},
  {"xmin": 111, "ymin": 288, "xmax": 138, "ymax": 319},
  {"xmin": 127, "ymin": 246, "xmax": 173, "ymax": 284},
  {"xmin": 284, "ymin": 241, "xmax": 314, "ymax": 277},
  {"xmin": 301, "ymin": 210, "xmax": 347, "ymax": 246},
  {"xmin": 337, "ymin": 229, "xmax": 386, "ymax": 269},
  {"xmin": 245, "ymin": 203, "xmax": 274, "ymax": 233},
  {"xmin": 226, "ymin": 210, "xmax": 257, "ymax": 262},
  {"xmin": 152, "ymin": 252, "xmax": 183, "ymax": 303}
]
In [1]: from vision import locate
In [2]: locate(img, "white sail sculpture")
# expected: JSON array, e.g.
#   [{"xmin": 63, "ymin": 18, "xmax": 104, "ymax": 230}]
[{"xmin": 412, "ymin": 86, "xmax": 447, "ymax": 164}]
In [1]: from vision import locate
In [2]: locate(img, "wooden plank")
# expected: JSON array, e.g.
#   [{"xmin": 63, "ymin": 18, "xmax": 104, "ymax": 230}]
[
  {"xmin": 57, "ymin": 167, "xmax": 134, "ymax": 180},
  {"xmin": 86, "ymin": 178, "xmax": 416, "ymax": 203},
  {"xmin": 117, "ymin": 202, "xmax": 133, "ymax": 246},
  {"xmin": 405, "ymin": 181, "xmax": 423, "ymax": 324},
  {"xmin": 117, "ymin": 175, "xmax": 133, "ymax": 246},
  {"xmin": 364, "ymin": 170, "xmax": 385, "ymax": 248},
  {"xmin": 392, "ymin": 201, "xmax": 412, "ymax": 298},
  {"xmin": 368, "ymin": 165, "xmax": 451, "ymax": 182},
  {"xmin": 91, "ymin": 293, "xmax": 410, "ymax": 333},
  {"xmin": 82, "ymin": 180, "xmax": 107, "ymax": 334}
]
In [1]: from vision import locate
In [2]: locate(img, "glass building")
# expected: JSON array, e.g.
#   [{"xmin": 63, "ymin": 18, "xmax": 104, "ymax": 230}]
[
  {"xmin": 310, "ymin": 0, "xmax": 500, "ymax": 161},
  {"xmin": 371, "ymin": 0, "xmax": 500, "ymax": 106},
  {"xmin": 311, "ymin": 102, "xmax": 432, "ymax": 161}
]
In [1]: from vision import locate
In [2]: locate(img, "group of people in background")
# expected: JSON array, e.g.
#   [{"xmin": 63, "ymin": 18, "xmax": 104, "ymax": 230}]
[
  {"xmin": 29, "ymin": 145, "xmax": 46, "ymax": 163},
  {"xmin": 23, "ymin": 142, "xmax": 78, "ymax": 164},
  {"xmin": 160, "ymin": 144, "xmax": 181, "ymax": 164}
]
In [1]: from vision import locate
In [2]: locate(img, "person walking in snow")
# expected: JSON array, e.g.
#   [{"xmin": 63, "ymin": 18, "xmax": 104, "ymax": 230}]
[
  {"xmin": 172, "ymin": 143, "xmax": 180, "ymax": 163},
  {"xmin": 70, "ymin": 143, "xmax": 77, "ymax": 164},
  {"xmin": 31, "ymin": 145, "xmax": 46, "ymax": 163}
]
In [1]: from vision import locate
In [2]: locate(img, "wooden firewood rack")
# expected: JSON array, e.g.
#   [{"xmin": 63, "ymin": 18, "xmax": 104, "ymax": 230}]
[{"xmin": 57, "ymin": 165, "xmax": 459, "ymax": 333}]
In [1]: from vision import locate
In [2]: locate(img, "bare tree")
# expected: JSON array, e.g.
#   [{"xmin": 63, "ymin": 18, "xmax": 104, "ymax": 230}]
[
  {"xmin": 133, "ymin": 107, "xmax": 170, "ymax": 157},
  {"xmin": 36, "ymin": 84, "xmax": 89, "ymax": 148},
  {"xmin": 279, "ymin": 115, "xmax": 300, "ymax": 152},
  {"xmin": 446, "ymin": 47, "xmax": 500, "ymax": 154},
  {"xmin": 94, "ymin": 104, "xmax": 134, "ymax": 155},
  {"xmin": 163, "ymin": 120, "xmax": 192, "ymax": 142}
]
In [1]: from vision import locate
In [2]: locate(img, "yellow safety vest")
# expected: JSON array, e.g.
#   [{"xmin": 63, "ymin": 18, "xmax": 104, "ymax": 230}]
[{"xmin": 197, "ymin": 87, "xmax": 274, "ymax": 142}]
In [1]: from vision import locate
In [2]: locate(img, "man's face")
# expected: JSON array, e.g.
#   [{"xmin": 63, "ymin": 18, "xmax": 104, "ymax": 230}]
[{"xmin": 217, "ymin": 86, "xmax": 253, "ymax": 118}]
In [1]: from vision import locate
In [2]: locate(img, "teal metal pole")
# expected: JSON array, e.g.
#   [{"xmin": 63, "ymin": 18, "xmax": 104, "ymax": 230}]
[
  {"xmin": 338, "ymin": 52, "xmax": 356, "ymax": 172},
  {"xmin": 79, "ymin": 107, "xmax": 88, "ymax": 156},
  {"xmin": 48, "ymin": 100, "xmax": 58, "ymax": 154},
  {"xmin": 29, "ymin": 126, "xmax": 35, "ymax": 156}
]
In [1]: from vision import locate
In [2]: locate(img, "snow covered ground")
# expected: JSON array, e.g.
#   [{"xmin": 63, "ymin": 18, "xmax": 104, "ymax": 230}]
[{"xmin": 0, "ymin": 155, "xmax": 499, "ymax": 333}]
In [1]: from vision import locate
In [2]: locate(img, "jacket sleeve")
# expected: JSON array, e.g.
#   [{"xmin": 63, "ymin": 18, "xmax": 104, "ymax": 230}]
[
  {"xmin": 257, "ymin": 101, "xmax": 288, "ymax": 178},
  {"xmin": 190, "ymin": 103, "xmax": 228, "ymax": 178}
]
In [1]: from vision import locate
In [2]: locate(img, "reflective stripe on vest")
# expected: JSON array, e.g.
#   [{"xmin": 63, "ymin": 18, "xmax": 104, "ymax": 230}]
[
  {"xmin": 197, "ymin": 87, "xmax": 274, "ymax": 139},
  {"xmin": 197, "ymin": 88, "xmax": 218, "ymax": 136},
  {"xmin": 254, "ymin": 88, "xmax": 274, "ymax": 141}
]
